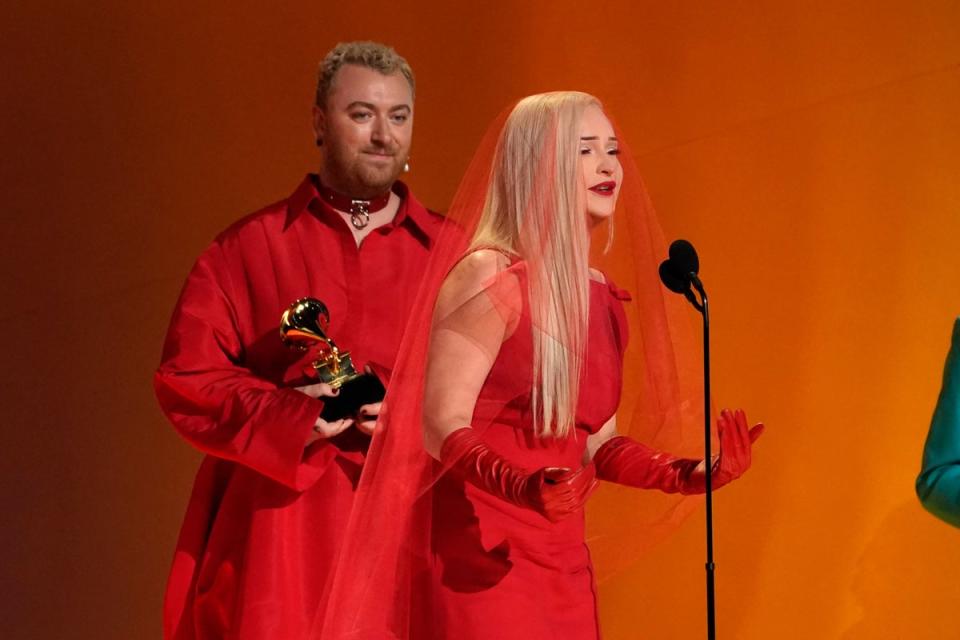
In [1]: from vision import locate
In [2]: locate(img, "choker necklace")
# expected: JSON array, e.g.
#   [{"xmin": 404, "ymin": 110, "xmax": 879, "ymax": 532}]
[{"xmin": 316, "ymin": 181, "xmax": 392, "ymax": 230}]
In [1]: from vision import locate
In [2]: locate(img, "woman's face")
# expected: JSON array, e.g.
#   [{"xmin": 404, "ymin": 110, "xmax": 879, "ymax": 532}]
[{"xmin": 578, "ymin": 104, "xmax": 622, "ymax": 225}]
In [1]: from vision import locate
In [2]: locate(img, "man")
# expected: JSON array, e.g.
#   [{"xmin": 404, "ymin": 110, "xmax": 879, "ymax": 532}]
[
  {"xmin": 155, "ymin": 42, "xmax": 445, "ymax": 639},
  {"xmin": 917, "ymin": 317, "xmax": 960, "ymax": 528}
]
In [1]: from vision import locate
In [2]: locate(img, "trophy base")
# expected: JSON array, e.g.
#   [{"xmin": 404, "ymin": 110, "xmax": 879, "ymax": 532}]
[{"xmin": 319, "ymin": 373, "xmax": 386, "ymax": 422}]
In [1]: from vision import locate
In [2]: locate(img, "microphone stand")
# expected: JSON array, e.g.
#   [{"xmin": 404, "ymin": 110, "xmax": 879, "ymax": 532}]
[{"xmin": 686, "ymin": 274, "xmax": 715, "ymax": 640}]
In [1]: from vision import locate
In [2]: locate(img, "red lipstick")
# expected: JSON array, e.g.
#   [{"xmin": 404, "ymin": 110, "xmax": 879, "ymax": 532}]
[{"xmin": 588, "ymin": 181, "xmax": 617, "ymax": 196}]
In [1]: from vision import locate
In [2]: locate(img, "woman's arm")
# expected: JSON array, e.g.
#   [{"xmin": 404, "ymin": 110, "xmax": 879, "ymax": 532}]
[
  {"xmin": 586, "ymin": 409, "xmax": 763, "ymax": 494},
  {"xmin": 422, "ymin": 249, "xmax": 512, "ymax": 457},
  {"xmin": 585, "ymin": 414, "xmax": 619, "ymax": 465},
  {"xmin": 423, "ymin": 250, "xmax": 596, "ymax": 521}
]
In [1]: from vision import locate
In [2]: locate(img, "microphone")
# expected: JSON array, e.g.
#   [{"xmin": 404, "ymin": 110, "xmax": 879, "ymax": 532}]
[
  {"xmin": 669, "ymin": 238, "xmax": 699, "ymax": 278},
  {"xmin": 659, "ymin": 239, "xmax": 704, "ymax": 310},
  {"xmin": 659, "ymin": 238, "xmax": 715, "ymax": 639}
]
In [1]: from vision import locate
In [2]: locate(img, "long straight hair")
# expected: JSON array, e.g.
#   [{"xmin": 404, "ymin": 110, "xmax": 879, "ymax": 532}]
[{"xmin": 470, "ymin": 91, "xmax": 597, "ymax": 438}]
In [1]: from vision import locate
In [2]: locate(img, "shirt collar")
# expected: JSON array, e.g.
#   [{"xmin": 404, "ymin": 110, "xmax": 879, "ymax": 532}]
[
  {"xmin": 388, "ymin": 180, "xmax": 436, "ymax": 247},
  {"xmin": 284, "ymin": 175, "xmax": 313, "ymax": 220},
  {"xmin": 285, "ymin": 174, "xmax": 435, "ymax": 247}
]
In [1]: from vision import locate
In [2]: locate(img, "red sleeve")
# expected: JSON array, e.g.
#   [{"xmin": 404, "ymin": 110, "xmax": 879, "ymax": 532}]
[{"xmin": 154, "ymin": 242, "xmax": 335, "ymax": 491}]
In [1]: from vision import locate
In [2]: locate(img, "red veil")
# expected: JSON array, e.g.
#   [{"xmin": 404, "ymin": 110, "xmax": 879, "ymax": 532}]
[{"xmin": 311, "ymin": 96, "xmax": 709, "ymax": 639}]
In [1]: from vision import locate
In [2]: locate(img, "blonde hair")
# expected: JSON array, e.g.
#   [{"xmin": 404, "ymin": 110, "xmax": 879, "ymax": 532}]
[
  {"xmin": 471, "ymin": 91, "xmax": 599, "ymax": 438},
  {"xmin": 316, "ymin": 41, "xmax": 415, "ymax": 107}
]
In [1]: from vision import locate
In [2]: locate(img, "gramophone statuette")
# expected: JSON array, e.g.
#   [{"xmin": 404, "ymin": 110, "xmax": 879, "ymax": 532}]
[{"xmin": 279, "ymin": 297, "xmax": 361, "ymax": 389}]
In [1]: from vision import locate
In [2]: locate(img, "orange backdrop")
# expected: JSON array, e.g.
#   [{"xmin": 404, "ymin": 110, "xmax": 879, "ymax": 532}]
[{"xmin": 2, "ymin": 1, "xmax": 958, "ymax": 638}]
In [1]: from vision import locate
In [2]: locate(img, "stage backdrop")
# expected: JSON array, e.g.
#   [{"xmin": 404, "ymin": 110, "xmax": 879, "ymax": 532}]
[{"xmin": 1, "ymin": 1, "xmax": 958, "ymax": 638}]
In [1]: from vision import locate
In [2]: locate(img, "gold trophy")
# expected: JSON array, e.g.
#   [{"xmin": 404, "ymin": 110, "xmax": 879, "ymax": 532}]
[
  {"xmin": 280, "ymin": 297, "xmax": 360, "ymax": 388},
  {"xmin": 280, "ymin": 297, "xmax": 386, "ymax": 423}
]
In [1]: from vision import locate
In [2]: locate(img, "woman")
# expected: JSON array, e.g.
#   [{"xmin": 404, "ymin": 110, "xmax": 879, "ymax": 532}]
[{"xmin": 315, "ymin": 92, "xmax": 763, "ymax": 640}]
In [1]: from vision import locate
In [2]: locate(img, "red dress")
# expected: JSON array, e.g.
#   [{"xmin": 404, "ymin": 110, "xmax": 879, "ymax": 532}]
[
  {"xmin": 154, "ymin": 176, "xmax": 445, "ymax": 639},
  {"xmin": 426, "ymin": 265, "xmax": 631, "ymax": 640}
]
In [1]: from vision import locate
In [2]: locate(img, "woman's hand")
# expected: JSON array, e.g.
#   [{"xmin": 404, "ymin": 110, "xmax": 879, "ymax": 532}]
[
  {"xmin": 441, "ymin": 427, "xmax": 598, "ymax": 522},
  {"xmin": 712, "ymin": 408, "xmax": 764, "ymax": 486},
  {"xmin": 532, "ymin": 464, "xmax": 599, "ymax": 522},
  {"xmin": 590, "ymin": 408, "xmax": 763, "ymax": 494}
]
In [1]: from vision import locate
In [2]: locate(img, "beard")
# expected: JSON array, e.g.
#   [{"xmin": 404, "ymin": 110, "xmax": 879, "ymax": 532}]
[{"xmin": 322, "ymin": 142, "xmax": 406, "ymax": 199}]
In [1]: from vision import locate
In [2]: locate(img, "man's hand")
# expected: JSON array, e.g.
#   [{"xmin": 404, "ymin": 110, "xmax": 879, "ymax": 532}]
[
  {"xmin": 354, "ymin": 365, "xmax": 385, "ymax": 435},
  {"xmin": 295, "ymin": 383, "xmax": 354, "ymax": 444},
  {"xmin": 355, "ymin": 401, "xmax": 382, "ymax": 435}
]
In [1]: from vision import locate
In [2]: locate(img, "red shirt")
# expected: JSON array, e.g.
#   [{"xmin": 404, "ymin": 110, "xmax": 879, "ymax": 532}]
[{"xmin": 155, "ymin": 175, "xmax": 446, "ymax": 639}]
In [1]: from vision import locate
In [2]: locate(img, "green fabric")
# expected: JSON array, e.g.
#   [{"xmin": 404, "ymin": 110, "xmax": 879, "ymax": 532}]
[{"xmin": 917, "ymin": 317, "xmax": 960, "ymax": 528}]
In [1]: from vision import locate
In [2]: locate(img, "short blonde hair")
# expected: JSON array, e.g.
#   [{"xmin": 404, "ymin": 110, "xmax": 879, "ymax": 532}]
[{"xmin": 316, "ymin": 41, "xmax": 415, "ymax": 108}]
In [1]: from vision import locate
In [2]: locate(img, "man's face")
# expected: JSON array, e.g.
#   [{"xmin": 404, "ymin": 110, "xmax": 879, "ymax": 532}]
[{"xmin": 313, "ymin": 64, "xmax": 414, "ymax": 198}]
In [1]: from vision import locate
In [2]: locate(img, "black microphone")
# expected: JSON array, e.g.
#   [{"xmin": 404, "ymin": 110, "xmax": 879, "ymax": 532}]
[
  {"xmin": 659, "ymin": 238, "xmax": 715, "ymax": 640},
  {"xmin": 669, "ymin": 238, "xmax": 699, "ymax": 278},
  {"xmin": 659, "ymin": 239, "xmax": 703, "ymax": 310}
]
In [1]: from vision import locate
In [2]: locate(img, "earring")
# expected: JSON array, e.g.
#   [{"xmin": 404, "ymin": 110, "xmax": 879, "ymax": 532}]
[{"xmin": 403, "ymin": 159, "xmax": 410, "ymax": 173}]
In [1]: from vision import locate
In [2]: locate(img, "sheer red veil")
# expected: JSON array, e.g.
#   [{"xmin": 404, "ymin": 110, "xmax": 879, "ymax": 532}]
[{"xmin": 311, "ymin": 93, "xmax": 710, "ymax": 639}]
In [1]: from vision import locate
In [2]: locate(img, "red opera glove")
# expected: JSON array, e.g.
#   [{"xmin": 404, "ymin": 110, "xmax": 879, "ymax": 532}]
[
  {"xmin": 593, "ymin": 409, "xmax": 764, "ymax": 495},
  {"xmin": 439, "ymin": 427, "xmax": 598, "ymax": 522}
]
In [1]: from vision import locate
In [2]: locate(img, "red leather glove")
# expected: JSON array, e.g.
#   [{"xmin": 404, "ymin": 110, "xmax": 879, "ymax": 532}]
[
  {"xmin": 439, "ymin": 427, "xmax": 598, "ymax": 522},
  {"xmin": 593, "ymin": 409, "xmax": 764, "ymax": 495}
]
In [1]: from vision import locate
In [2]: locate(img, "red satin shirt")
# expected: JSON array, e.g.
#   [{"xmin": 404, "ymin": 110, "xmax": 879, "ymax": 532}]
[{"xmin": 155, "ymin": 175, "xmax": 445, "ymax": 639}]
